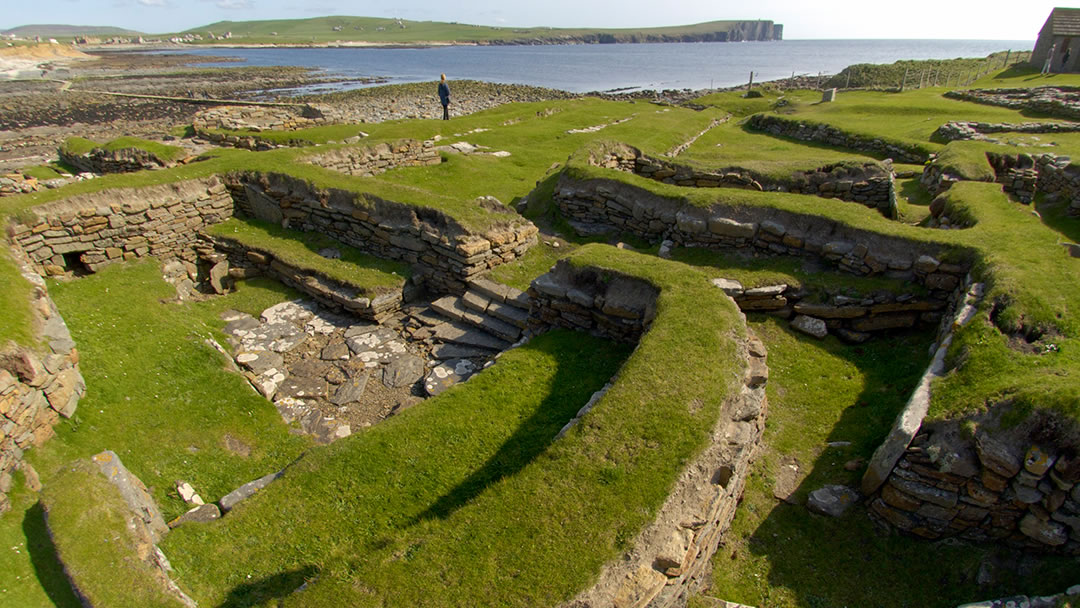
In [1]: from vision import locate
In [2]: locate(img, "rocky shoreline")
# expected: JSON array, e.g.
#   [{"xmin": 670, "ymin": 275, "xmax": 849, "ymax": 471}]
[{"xmin": 0, "ymin": 47, "xmax": 815, "ymax": 175}]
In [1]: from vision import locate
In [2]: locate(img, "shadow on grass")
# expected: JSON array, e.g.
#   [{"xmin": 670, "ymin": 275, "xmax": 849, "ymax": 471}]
[
  {"xmin": 216, "ymin": 565, "xmax": 317, "ymax": 608},
  {"xmin": 727, "ymin": 321, "xmax": 1079, "ymax": 606},
  {"xmin": 1036, "ymin": 195, "xmax": 1080, "ymax": 244},
  {"xmin": 22, "ymin": 502, "xmax": 82, "ymax": 608},
  {"xmin": 414, "ymin": 335, "xmax": 629, "ymax": 522},
  {"xmin": 899, "ymin": 178, "xmax": 933, "ymax": 207}
]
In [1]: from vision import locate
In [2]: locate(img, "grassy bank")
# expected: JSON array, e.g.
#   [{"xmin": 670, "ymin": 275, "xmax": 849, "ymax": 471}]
[{"xmin": 696, "ymin": 317, "xmax": 1078, "ymax": 607}]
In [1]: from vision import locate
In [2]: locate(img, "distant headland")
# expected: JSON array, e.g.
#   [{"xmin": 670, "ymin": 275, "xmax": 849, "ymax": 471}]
[{"xmin": 2, "ymin": 16, "xmax": 783, "ymax": 48}]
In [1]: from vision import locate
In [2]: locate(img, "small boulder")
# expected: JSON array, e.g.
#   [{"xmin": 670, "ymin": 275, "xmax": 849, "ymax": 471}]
[
  {"xmin": 807, "ymin": 484, "xmax": 859, "ymax": 517},
  {"xmin": 791, "ymin": 315, "xmax": 828, "ymax": 339}
]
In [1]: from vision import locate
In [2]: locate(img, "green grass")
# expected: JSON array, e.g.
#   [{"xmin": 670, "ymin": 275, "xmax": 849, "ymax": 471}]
[
  {"xmin": 60, "ymin": 136, "xmax": 187, "ymax": 163},
  {"xmin": 40, "ymin": 461, "xmax": 186, "ymax": 608},
  {"xmin": 0, "ymin": 247, "xmax": 36, "ymax": 347},
  {"xmin": 18, "ymin": 165, "xmax": 65, "ymax": 181},
  {"xmin": 671, "ymin": 247, "xmax": 927, "ymax": 298},
  {"xmin": 205, "ymin": 217, "xmax": 410, "ymax": 295},
  {"xmin": 698, "ymin": 317, "xmax": 1078, "ymax": 607},
  {"xmin": 158, "ymin": 244, "xmax": 745, "ymax": 607},
  {"xmin": 175, "ymin": 16, "xmax": 766, "ymax": 46},
  {"xmin": 679, "ymin": 119, "xmax": 885, "ymax": 180},
  {"xmin": 28, "ymin": 261, "xmax": 313, "ymax": 521},
  {"xmin": 567, "ymin": 138, "xmax": 1080, "ymax": 424},
  {"xmin": 824, "ymin": 51, "xmax": 1029, "ymax": 90},
  {"xmin": 763, "ymin": 87, "xmax": 1071, "ymax": 158},
  {"xmin": 0, "ymin": 471, "xmax": 81, "ymax": 608}
]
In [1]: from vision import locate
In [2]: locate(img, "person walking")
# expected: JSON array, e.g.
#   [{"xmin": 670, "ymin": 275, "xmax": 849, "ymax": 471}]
[
  {"xmin": 438, "ymin": 74, "xmax": 451, "ymax": 120},
  {"xmin": 1043, "ymin": 43, "xmax": 1057, "ymax": 75}
]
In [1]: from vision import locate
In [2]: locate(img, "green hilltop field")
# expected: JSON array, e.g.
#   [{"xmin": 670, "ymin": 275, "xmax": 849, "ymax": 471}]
[{"xmin": 176, "ymin": 16, "xmax": 780, "ymax": 45}]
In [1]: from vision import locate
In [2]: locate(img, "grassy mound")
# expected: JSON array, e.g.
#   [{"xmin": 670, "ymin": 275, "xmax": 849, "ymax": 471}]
[{"xmin": 60, "ymin": 136, "xmax": 187, "ymax": 164}]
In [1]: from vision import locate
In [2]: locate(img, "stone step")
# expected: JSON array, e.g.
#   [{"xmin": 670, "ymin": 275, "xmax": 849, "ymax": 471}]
[
  {"xmin": 432, "ymin": 343, "xmax": 496, "ymax": 360},
  {"xmin": 487, "ymin": 300, "xmax": 529, "ymax": 329},
  {"xmin": 468, "ymin": 277, "xmax": 530, "ymax": 311},
  {"xmin": 431, "ymin": 321, "xmax": 511, "ymax": 351},
  {"xmin": 431, "ymin": 295, "xmax": 521, "ymax": 342}
]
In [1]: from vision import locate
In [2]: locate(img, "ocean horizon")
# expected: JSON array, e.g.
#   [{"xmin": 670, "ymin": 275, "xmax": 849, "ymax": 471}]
[{"xmin": 151, "ymin": 39, "xmax": 1035, "ymax": 94}]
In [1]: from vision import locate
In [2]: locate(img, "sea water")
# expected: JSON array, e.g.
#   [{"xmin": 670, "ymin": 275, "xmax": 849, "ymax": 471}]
[{"xmin": 152, "ymin": 39, "xmax": 1034, "ymax": 93}]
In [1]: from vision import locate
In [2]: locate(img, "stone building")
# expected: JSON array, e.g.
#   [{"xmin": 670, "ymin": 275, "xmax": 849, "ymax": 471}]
[{"xmin": 1031, "ymin": 7, "xmax": 1080, "ymax": 73}]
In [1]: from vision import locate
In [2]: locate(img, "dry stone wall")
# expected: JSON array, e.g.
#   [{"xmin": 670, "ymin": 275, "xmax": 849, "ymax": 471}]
[
  {"xmin": 192, "ymin": 104, "xmax": 338, "ymax": 150},
  {"xmin": 748, "ymin": 114, "xmax": 925, "ymax": 164},
  {"xmin": 0, "ymin": 254, "xmax": 85, "ymax": 516},
  {"xmin": 943, "ymin": 87, "xmax": 1080, "ymax": 121},
  {"xmin": 58, "ymin": 146, "xmax": 175, "ymax": 175},
  {"xmin": 594, "ymin": 144, "xmax": 897, "ymax": 217},
  {"xmin": 305, "ymin": 139, "xmax": 441, "ymax": 176},
  {"xmin": 713, "ymin": 279, "xmax": 948, "ymax": 342},
  {"xmin": 869, "ymin": 412, "xmax": 1080, "ymax": 555},
  {"xmin": 196, "ymin": 234, "xmax": 407, "ymax": 323},
  {"xmin": 554, "ymin": 174, "xmax": 968, "ymax": 295},
  {"xmin": 8, "ymin": 177, "xmax": 234, "ymax": 276},
  {"xmin": 862, "ymin": 280, "xmax": 1080, "ymax": 555},
  {"xmin": 926, "ymin": 150, "xmax": 1080, "ymax": 213},
  {"xmin": 934, "ymin": 120, "xmax": 1080, "ymax": 143},
  {"xmin": 528, "ymin": 260, "xmax": 659, "ymax": 343},
  {"xmin": 227, "ymin": 171, "xmax": 538, "ymax": 294}
]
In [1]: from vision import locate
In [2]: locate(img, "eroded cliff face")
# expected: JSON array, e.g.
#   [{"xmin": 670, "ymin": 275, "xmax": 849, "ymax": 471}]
[{"xmin": 474, "ymin": 21, "xmax": 783, "ymax": 45}]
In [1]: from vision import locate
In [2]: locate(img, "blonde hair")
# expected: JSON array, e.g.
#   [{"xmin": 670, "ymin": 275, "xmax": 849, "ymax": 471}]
[{"xmin": 441, "ymin": 73, "xmax": 447, "ymax": 81}]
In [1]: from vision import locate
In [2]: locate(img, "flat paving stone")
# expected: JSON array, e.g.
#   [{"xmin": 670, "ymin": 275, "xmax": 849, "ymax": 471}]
[
  {"xmin": 260, "ymin": 300, "xmax": 316, "ymax": 325},
  {"xmin": 424, "ymin": 358, "xmax": 477, "ymax": 396},
  {"xmin": 382, "ymin": 354, "xmax": 425, "ymax": 389},
  {"xmin": 321, "ymin": 342, "xmax": 350, "ymax": 361},
  {"xmin": 276, "ymin": 376, "xmax": 328, "ymax": 400},
  {"xmin": 331, "ymin": 373, "xmax": 369, "ymax": 406},
  {"xmin": 235, "ymin": 350, "xmax": 284, "ymax": 375}
]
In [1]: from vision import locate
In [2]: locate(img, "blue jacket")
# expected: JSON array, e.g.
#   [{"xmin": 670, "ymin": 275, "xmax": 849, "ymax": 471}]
[{"xmin": 438, "ymin": 82, "xmax": 450, "ymax": 106}]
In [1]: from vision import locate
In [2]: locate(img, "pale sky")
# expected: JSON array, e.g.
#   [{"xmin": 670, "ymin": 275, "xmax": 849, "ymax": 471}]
[{"xmin": 6, "ymin": 0, "xmax": 1068, "ymax": 39}]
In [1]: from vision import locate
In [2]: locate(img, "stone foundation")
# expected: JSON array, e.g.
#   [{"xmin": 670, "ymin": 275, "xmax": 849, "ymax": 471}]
[
  {"xmin": 934, "ymin": 120, "xmax": 1080, "ymax": 143},
  {"xmin": 869, "ymin": 413, "xmax": 1080, "ymax": 555},
  {"xmin": 554, "ymin": 174, "xmax": 968, "ymax": 295},
  {"xmin": 8, "ymin": 177, "xmax": 235, "ymax": 275},
  {"xmin": 747, "ymin": 114, "xmax": 925, "ymax": 164},
  {"xmin": 304, "ymin": 139, "xmax": 441, "ymax": 176},
  {"xmin": 592, "ymin": 143, "xmax": 897, "ymax": 218},
  {"xmin": 227, "ymin": 171, "xmax": 538, "ymax": 295},
  {"xmin": 943, "ymin": 87, "xmax": 1080, "ymax": 121},
  {"xmin": 196, "ymin": 234, "xmax": 408, "ymax": 323},
  {"xmin": 7, "ymin": 168, "xmax": 538, "ymax": 296},
  {"xmin": 192, "ymin": 104, "xmax": 340, "ymax": 150},
  {"xmin": 713, "ymin": 279, "xmax": 948, "ymax": 341},
  {"xmin": 59, "ymin": 145, "xmax": 176, "ymax": 175},
  {"xmin": 528, "ymin": 260, "xmax": 658, "ymax": 344}
]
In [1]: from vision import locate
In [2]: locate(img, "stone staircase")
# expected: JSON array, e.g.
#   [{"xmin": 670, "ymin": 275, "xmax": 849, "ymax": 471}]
[{"xmin": 426, "ymin": 277, "xmax": 531, "ymax": 354}]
